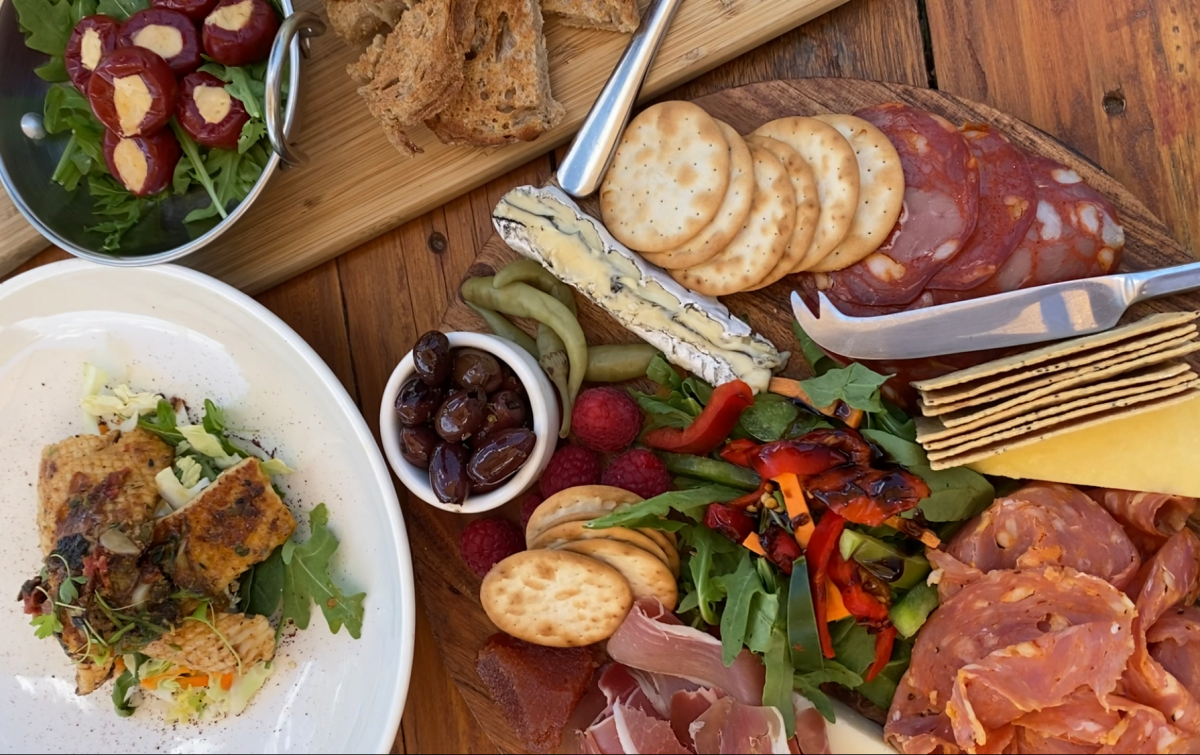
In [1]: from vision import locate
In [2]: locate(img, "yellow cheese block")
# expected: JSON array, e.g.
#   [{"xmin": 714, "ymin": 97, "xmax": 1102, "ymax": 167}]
[{"xmin": 969, "ymin": 395, "xmax": 1200, "ymax": 496}]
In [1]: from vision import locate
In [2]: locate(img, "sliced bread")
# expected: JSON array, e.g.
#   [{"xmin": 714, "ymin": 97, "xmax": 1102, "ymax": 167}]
[
  {"xmin": 323, "ymin": 0, "xmax": 411, "ymax": 44},
  {"xmin": 543, "ymin": 0, "xmax": 639, "ymax": 33},
  {"xmin": 347, "ymin": 0, "xmax": 479, "ymax": 156},
  {"xmin": 424, "ymin": 0, "xmax": 564, "ymax": 147}
]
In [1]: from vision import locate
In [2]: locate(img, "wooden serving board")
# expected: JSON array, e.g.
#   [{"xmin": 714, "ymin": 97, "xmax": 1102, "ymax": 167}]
[
  {"xmin": 0, "ymin": 0, "xmax": 850, "ymax": 286},
  {"xmin": 394, "ymin": 79, "xmax": 1200, "ymax": 753}
]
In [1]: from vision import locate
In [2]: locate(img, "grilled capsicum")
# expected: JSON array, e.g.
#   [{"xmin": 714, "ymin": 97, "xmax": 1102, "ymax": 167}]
[
  {"xmin": 644, "ymin": 379, "xmax": 754, "ymax": 455},
  {"xmin": 808, "ymin": 511, "xmax": 845, "ymax": 659}
]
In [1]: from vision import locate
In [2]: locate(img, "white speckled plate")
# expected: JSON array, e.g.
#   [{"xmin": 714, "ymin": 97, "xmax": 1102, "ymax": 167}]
[{"xmin": 0, "ymin": 261, "xmax": 414, "ymax": 753}]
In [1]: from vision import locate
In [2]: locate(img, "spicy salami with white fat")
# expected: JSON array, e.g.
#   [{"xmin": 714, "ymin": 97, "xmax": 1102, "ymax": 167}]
[
  {"xmin": 927, "ymin": 125, "xmax": 1035, "ymax": 290},
  {"xmin": 819, "ymin": 104, "xmax": 980, "ymax": 306}
]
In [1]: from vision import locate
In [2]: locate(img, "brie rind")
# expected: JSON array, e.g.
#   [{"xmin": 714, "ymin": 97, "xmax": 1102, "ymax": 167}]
[{"xmin": 493, "ymin": 186, "xmax": 783, "ymax": 393}]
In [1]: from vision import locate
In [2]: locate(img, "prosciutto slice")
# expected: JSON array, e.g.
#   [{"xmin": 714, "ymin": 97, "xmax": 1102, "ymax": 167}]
[
  {"xmin": 689, "ymin": 697, "xmax": 791, "ymax": 754},
  {"xmin": 606, "ymin": 598, "xmax": 766, "ymax": 706},
  {"xmin": 884, "ymin": 566, "xmax": 1137, "ymax": 753},
  {"xmin": 943, "ymin": 482, "xmax": 1141, "ymax": 590}
]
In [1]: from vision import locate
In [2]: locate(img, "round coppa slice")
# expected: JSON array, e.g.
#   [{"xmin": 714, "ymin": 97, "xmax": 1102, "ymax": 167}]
[
  {"xmin": 823, "ymin": 104, "xmax": 980, "ymax": 307},
  {"xmin": 480, "ymin": 549, "xmax": 633, "ymax": 647},
  {"xmin": 600, "ymin": 101, "xmax": 731, "ymax": 253},
  {"xmin": 927, "ymin": 125, "xmax": 1036, "ymax": 291}
]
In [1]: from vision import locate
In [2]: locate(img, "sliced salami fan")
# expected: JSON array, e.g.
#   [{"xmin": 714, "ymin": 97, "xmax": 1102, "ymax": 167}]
[
  {"xmin": 941, "ymin": 155, "xmax": 1125, "ymax": 300},
  {"xmin": 819, "ymin": 104, "xmax": 980, "ymax": 307},
  {"xmin": 927, "ymin": 125, "xmax": 1035, "ymax": 291}
]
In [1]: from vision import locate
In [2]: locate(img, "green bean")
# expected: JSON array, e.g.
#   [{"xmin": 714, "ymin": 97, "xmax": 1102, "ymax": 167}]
[
  {"xmin": 464, "ymin": 302, "xmax": 538, "ymax": 356},
  {"xmin": 494, "ymin": 259, "xmax": 578, "ymax": 315},
  {"xmin": 658, "ymin": 452, "xmax": 762, "ymax": 491},
  {"xmin": 585, "ymin": 344, "xmax": 658, "ymax": 382},
  {"xmin": 461, "ymin": 276, "xmax": 588, "ymax": 408}
]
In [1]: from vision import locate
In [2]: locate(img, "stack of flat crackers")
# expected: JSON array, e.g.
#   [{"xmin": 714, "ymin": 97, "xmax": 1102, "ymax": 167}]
[
  {"xmin": 913, "ymin": 312, "xmax": 1200, "ymax": 469},
  {"xmin": 480, "ymin": 485, "xmax": 680, "ymax": 647},
  {"xmin": 598, "ymin": 101, "xmax": 906, "ymax": 296}
]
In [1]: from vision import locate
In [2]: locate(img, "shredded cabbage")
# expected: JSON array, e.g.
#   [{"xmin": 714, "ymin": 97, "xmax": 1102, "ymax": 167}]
[
  {"xmin": 260, "ymin": 458, "xmax": 294, "ymax": 476},
  {"xmin": 80, "ymin": 373, "xmax": 163, "ymax": 435},
  {"xmin": 130, "ymin": 659, "xmax": 273, "ymax": 721},
  {"xmin": 176, "ymin": 457, "xmax": 202, "ymax": 489},
  {"xmin": 155, "ymin": 467, "xmax": 209, "ymax": 510},
  {"xmin": 178, "ymin": 425, "xmax": 242, "ymax": 468}
]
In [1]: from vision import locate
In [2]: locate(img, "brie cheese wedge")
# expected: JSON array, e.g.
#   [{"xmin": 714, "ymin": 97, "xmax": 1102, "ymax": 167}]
[{"xmin": 493, "ymin": 186, "xmax": 784, "ymax": 393}]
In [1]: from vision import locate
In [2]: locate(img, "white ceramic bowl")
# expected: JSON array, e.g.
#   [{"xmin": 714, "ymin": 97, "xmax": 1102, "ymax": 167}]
[{"xmin": 380, "ymin": 331, "xmax": 560, "ymax": 513}]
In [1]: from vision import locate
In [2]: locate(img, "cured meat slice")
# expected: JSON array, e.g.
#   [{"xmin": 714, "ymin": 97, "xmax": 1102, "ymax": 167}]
[
  {"xmin": 820, "ymin": 104, "xmax": 980, "ymax": 306},
  {"xmin": 940, "ymin": 154, "xmax": 1124, "ymax": 300},
  {"xmin": 688, "ymin": 697, "xmax": 792, "ymax": 754},
  {"xmin": 1120, "ymin": 530, "xmax": 1200, "ymax": 734},
  {"xmin": 884, "ymin": 566, "xmax": 1136, "ymax": 753},
  {"xmin": 1089, "ymin": 489, "xmax": 1198, "ymax": 541},
  {"xmin": 943, "ymin": 482, "xmax": 1141, "ymax": 590},
  {"xmin": 1148, "ymin": 606, "xmax": 1200, "ymax": 702},
  {"xmin": 610, "ymin": 704, "xmax": 691, "ymax": 754},
  {"xmin": 927, "ymin": 125, "xmax": 1036, "ymax": 290}
]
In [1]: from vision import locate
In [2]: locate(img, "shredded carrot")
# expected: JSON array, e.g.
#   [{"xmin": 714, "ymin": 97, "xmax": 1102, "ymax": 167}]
[
  {"xmin": 220, "ymin": 673, "xmax": 234, "ymax": 691},
  {"xmin": 742, "ymin": 531, "xmax": 767, "ymax": 556},
  {"xmin": 825, "ymin": 578, "xmax": 851, "ymax": 622},
  {"xmin": 175, "ymin": 674, "xmax": 210, "ymax": 689},
  {"xmin": 113, "ymin": 656, "xmax": 126, "ymax": 675},
  {"xmin": 768, "ymin": 377, "xmax": 817, "ymax": 404},
  {"xmin": 774, "ymin": 473, "xmax": 816, "ymax": 547},
  {"xmin": 768, "ymin": 377, "xmax": 864, "ymax": 428}
]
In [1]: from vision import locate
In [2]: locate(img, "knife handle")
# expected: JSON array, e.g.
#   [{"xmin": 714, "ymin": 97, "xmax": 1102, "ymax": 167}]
[
  {"xmin": 1125, "ymin": 260, "xmax": 1200, "ymax": 304},
  {"xmin": 555, "ymin": 0, "xmax": 684, "ymax": 197}
]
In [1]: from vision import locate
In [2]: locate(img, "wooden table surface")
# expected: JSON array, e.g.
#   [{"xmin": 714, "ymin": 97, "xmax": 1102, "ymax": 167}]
[{"xmin": 7, "ymin": 0, "xmax": 1199, "ymax": 751}]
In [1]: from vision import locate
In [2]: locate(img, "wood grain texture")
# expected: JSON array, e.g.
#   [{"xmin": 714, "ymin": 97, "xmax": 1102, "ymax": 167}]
[
  {"xmin": 925, "ymin": 0, "xmax": 1200, "ymax": 258},
  {"xmin": 404, "ymin": 73, "xmax": 1200, "ymax": 753},
  {"xmin": 0, "ymin": 0, "xmax": 850, "ymax": 292}
]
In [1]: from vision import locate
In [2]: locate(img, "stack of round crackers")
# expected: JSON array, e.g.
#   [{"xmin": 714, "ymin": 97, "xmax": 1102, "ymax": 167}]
[
  {"xmin": 599, "ymin": 101, "xmax": 905, "ymax": 296},
  {"xmin": 480, "ymin": 485, "xmax": 680, "ymax": 648}
]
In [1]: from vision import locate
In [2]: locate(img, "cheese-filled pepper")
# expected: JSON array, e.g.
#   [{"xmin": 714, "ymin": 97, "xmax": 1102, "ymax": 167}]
[
  {"xmin": 152, "ymin": 0, "xmax": 219, "ymax": 22},
  {"xmin": 119, "ymin": 8, "xmax": 203, "ymax": 75},
  {"xmin": 87, "ymin": 46, "xmax": 178, "ymax": 137},
  {"xmin": 64, "ymin": 15, "xmax": 121, "ymax": 93},
  {"xmin": 202, "ymin": 0, "xmax": 279, "ymax": 66},
  {"xmin": 102, "ymin": 128, "xmax": 181, "ymax": 197},
  {"xmin": 176, "ymin": 71, "xmax": 250, "ymax": 150}
]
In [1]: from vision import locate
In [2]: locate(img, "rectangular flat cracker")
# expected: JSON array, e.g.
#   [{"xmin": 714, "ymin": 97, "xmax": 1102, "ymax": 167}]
[
  {"xmin": 925, "ymin": 378, "xmax": 1200, "ymax": 466},
  {"xmin": 913, "ymin": 311, "xmax": 1198, "ymax": 394},
  {"xmin": 919, "ymin": 323, "xmax": 1197, "ymax": 408},
  {"xmin": 928, "ymin": 387, "xmax": 1200, "ymax": 470},
  {"xmin": 919, "ymin": 337, "xmax": 1200, "ymax": 417},
  {"xmin": 918, "ymin": 368, "xmax": 1198, "ymax": 450},
  {"xmin": 924, "ymin": 360, "xmax": 1194, "ymax": 433}
]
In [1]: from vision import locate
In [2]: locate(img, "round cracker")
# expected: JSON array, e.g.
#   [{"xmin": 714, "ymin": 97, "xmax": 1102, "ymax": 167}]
[
  {"xmin": 745, "ymin": 135, "xmax": 821, "ymax": 290},
  {"xmin": 642, "ymin": 122, "xmax": 756, "ymax": 270},
  {"xmin": 530, "ymin": 520, "xmax": 672, "ymax": 569},
  {"xmin": 481, "ymin": 549, "xmax": 632, "ymax": 647},
  {"xmin": 525, "ymin": 485, "xmax": 644, "ymax": 546},
  {"xmin": 600, "ymin": 101, "xmax": 731, "ymax": 253},
  {"xmin": 750, "ymin": 117, "xmax": 859, "ymax": 272},
  {"xmin": 637, "ymin": 528, "xmax": 680, "ymax": 577},
  {"xmin": 670, "ymin": 142, "xmax": 796, "ymax": 296},
  {"xmin": 808, "ymin": 114, "xmax": 905, "ymax": 272},
  {"xmin": 554, "ymin": 539, "xmax": 678, "ymax": 611}
]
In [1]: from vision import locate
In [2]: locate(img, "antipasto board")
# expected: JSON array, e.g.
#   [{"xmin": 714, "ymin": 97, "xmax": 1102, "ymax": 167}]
[{"xmin": 395, "ymin": 79, "xmax": 1200, "ymax": 752}]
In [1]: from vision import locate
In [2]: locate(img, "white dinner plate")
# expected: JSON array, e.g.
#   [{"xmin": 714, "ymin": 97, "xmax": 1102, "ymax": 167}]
[{"xmin": 0, "ymin": 261, "xmax": 414, "ymax": 753}]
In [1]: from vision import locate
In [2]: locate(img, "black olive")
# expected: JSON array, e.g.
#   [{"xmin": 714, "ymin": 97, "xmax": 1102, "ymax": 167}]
[
  {"xmin": 398, "ymin": 425, "xmax": 440, "ymax": 468},
  {"xmin": 434, "ymin": 386, "xmax": 487, "ymax": 442},
  {"xmin": 452, "ymin": 348, "xmax": 503, "ymax": 393},
  {"xmin": 474, "ymin": 389, "xmax": 529, "ymax": 446},
  {"xmin": 467, "ymin": 428, "xmax": 536, "ymax": 487},
  {"xmin": 394, "ymin": 376, "xmax": 444, "ymax": 426},
  {"xmin": 413, "ymin": 331, "xmax": 451, "ymax": 385},
  {"xmin": 429, "ymin": 442, "xmax": 470, "ymax": 505}
]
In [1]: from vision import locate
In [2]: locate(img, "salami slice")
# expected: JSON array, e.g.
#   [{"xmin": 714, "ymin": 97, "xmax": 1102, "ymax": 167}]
[
  {"xmin": 939, "ymin": 154, "xmax": 1124, "ymax": 301},
  {"xmin": 820, "ymin": 104, "xmax": 980, "ymax": 306},
  {"xmin": 927, "ymin": 125, "xmax": 1035, "ymax": 290}
]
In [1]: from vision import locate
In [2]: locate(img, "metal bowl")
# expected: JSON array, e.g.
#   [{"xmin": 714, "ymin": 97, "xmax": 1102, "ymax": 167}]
[{"xmin": 0, "ymin": 3, "xmax": 323, "ymax": 266}]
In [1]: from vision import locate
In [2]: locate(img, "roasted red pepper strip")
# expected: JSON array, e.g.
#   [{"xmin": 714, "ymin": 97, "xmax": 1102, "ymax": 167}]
[
  {"xmin": 727, "ymin": 479, "xmax": 770, "ymax": 510},
  {"xmin": 720, "ymin": 438, "xmax": 760, "ymax": 468},
  {"xmin": 828, "ymin": 552, "xmax": 890, "ymax": 622},
  {"xmin": 644, "ymin": 379, "xmax": 755, "ymax": 455},
  {"xmin": 808, "ymin": 512, "xmax": 845, "ymax": 659},
  {"xmin": 865, "ymin": 625, "xmax": 898, "ymax": 683},
  {"xmin": 805, "ymin": 466, "xmax": 931, "ymax": 527}
]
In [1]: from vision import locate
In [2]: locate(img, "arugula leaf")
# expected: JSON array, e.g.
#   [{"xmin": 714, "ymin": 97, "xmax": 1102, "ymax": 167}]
[
  {"xmin": 30, "ymin": 612, "xmax": 63, "ymax": 639},
  {"xmin": 856, "ymin": 640, "xmax": 912, "ymax": 709},
  {"xmin": 280, "ymin": 504, "xmax": 366, "ymax": 639},
  {"xmin": 86, "ymin": 173, "xmax": 157, "ymax": 251},
  {"xmin": 183, "ymin": 141, "xmax": 270, "ymax": 223},
  {"xmin": 634, "ymin": 394, "xmax": 699, "ymax": 432},
  {"xmin": 866, "ymin": 399, "xmax": 918, "ymax": 441},
  {"xmin": 714, "ymin": 551, "xmax": 769, "ymax": 666},
  {"xmin": 171, "ymin": 121, "xmax": 228, "ymax": 221},
  {"xmin": 645, "ymin": 353, "xmax": 683, "ymax": 392},
  {"xmin": 762, "ymin": 628, "xmax": 795, "ymax": 738},
  {"xmin": 198, "ymin": 61, "xmax": 269, "ymax": 119},
  {"xmin": 800, "ymin": 362, "xmax": 890, "ymax": 413},
  {"xmin": 679, "ymin": 524, "xmax": 739, "ymax": 625},
  {"xmin": 238, "ymin": 119, "xmax": 268, "ymax": 154},
  {"xmin": 680, "ymin": 376, "xmax": 713, "ymax": 406},
  {"xmin": 240, "ymin": 545, "xmax": 285, "ymax": 617},
  {"xmin": 737, "ymin": 393, "xmax": 801, "ymax": 442},
  {"xmin": 96, "ymin": 0, "xmax": 148, "ymax": 20},
  {"xmin": 793, "ymin": 661, "xmax": 865, "ymax": 723},
  {"xmin": 111, "ymin": 666, "xmax": 139, "ymax": 717},
  {"xmin": 587, "ymin": 485, "xmax": 742, "ymax": 530},
  {"xmin": 12, "ymin": 0, "xmax": 73, "ymax": 55},
  {"xmin": 861, "ymin": 429, "xmax": 995, "ymax": 522},
  {"xmin": 138, "ymin": 399, "xmax": 184, "ymax": 445},
  {"xmin": 792, "ymin": 319, "xmax": 838, "ymax": 377},
  {"xmin": 744, "ymin": 589, "xmax": 780, "ymax": 656},
  {"xmin": 36, "ymin": 56, "xmax": 69, "ymax": 82}
]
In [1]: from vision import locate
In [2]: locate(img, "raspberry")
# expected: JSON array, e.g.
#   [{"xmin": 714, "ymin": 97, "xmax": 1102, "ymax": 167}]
[
  {"xmin": 460, "ymin": 517, "xmax": 525, "ymax": 578},
  {"xmin": 601, "ymin": 448, "xmax": 671, "ymax": 499},
  {"xmin": 571, "ymin": 387, "xmax": 642, "ymax": 453},
  {"xmin": 539, "ymin": 445, "xmax": 601, "ymax": 498},
  {"xmin": 519, "ymin": 490, "xmax": 543, "ymax": 529}
]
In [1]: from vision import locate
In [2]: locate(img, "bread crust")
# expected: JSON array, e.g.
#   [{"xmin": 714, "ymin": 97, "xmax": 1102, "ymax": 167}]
[{"xmin": 543, "ymin": 0, "xmax": 640, "ymax": 33}]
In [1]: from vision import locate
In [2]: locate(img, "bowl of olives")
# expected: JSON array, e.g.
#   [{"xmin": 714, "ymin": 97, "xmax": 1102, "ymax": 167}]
[{"xmin": 379, "ymin": 330, "xmax": 559, "ymax": 514}]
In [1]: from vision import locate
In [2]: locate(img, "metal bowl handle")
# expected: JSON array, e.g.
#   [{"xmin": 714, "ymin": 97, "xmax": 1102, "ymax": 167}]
[{"xmin": 265, "ymin": 11, "xmax": 326, "ymax": 168}]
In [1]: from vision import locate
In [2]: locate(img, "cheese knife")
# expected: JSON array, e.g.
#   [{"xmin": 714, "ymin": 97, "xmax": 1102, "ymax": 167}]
[{"xmin": 791, "ymin": 261, "xmax": 1200, "ymax": 360}]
